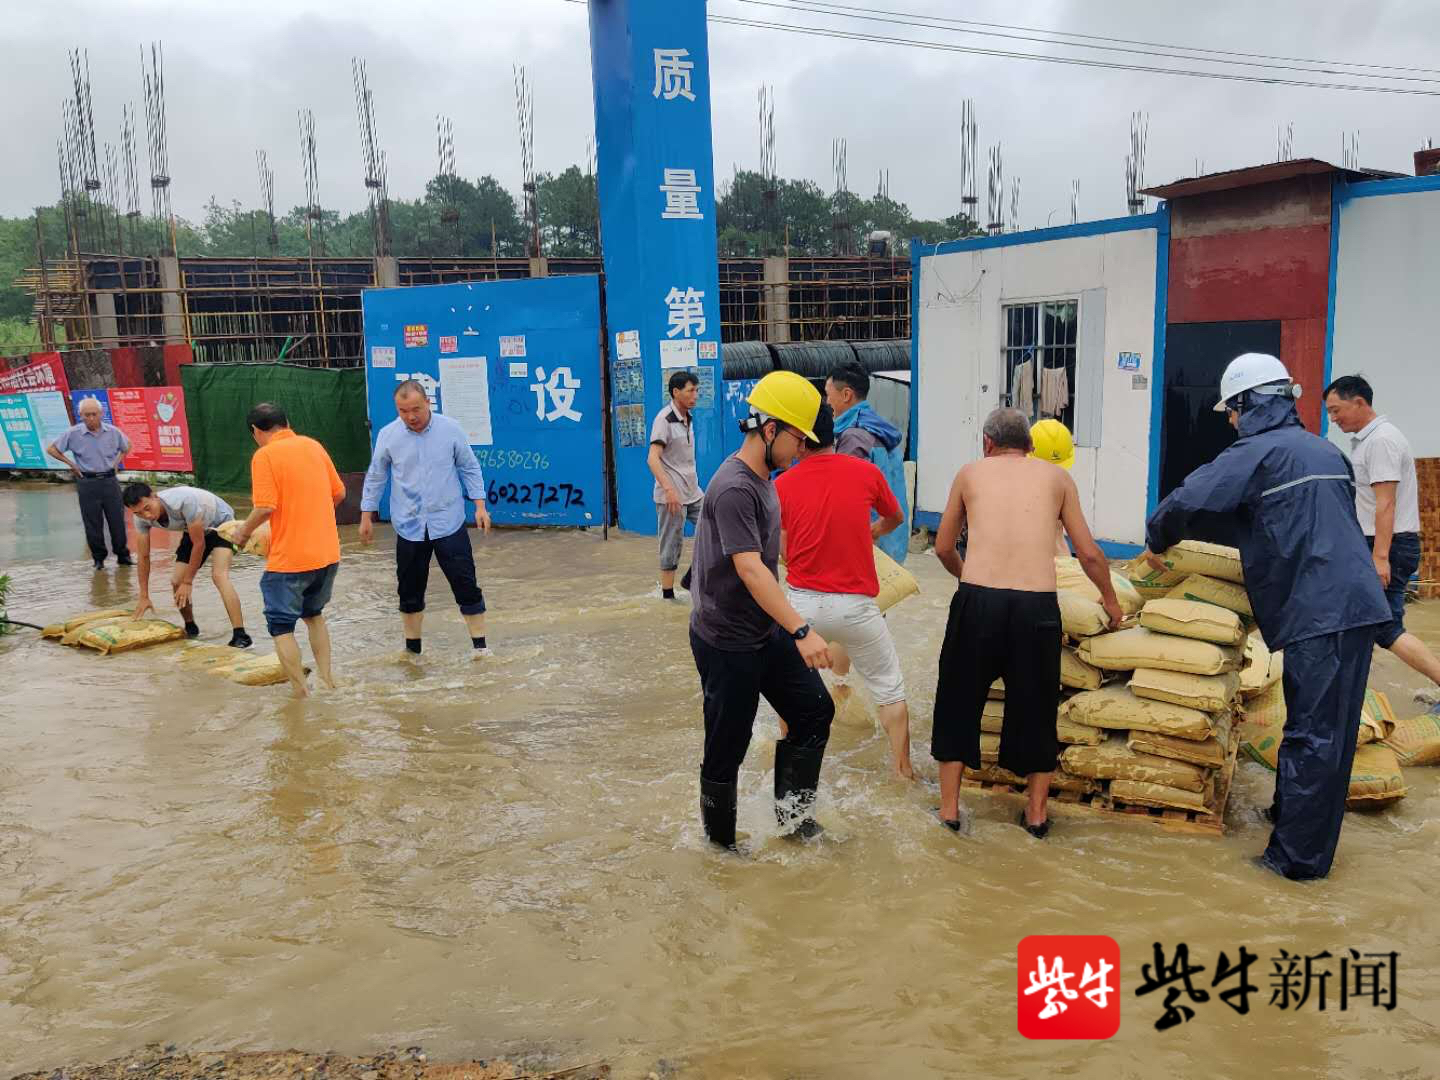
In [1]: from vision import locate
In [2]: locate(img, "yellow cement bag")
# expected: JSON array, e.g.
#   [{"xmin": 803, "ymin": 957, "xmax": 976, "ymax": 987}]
[
  {"xmin": 1238, "ymin": 631, "xmax": 1283, "ymax": 697},
  {"xmin": 215, "ymin": 519, "xmax": 271, "ymax": 557},
  {"xmin": 1124, "ymin": 558, "xmax": 1189, "ymax": 601},
  {"xmin": 1063, "ymin": 684, "xmax": 1217, "ymax": 741},
  {"xmin": 1059, "ymin": 590, "xmax": 1111, "ymax": 638},
  {"xmin": 219, "ymin": 653, "xmax": 304, "ymax": 687},
  {"xmin": 74, "ymin": 618, "xmax": 185, "ymax": 655},
  {"xmin": 1139, "ymin": 598, "xmax": 1246, "ymax": 646},
  {"xmin": 980, "ymin": 733, "xmax": 1001, "ymax": 765},
  {"xmin": 1055, "ymin": 557, "xmax": 1144, "ymax": 616},
  {"xmin": 1346, "ymin": 743, "xmax": 1407, "ymax": 809},
  {"xmin": 1153, "ymin": 540, "xmax": 1245, "ymax": 585},
  {"xmin": 1128, "ymin": 711, "xmax": 1232, "ymax": 769},
  {"xmin": 1242, "ymin": 681, "xmax": 1286, "ymax": 727},
  {"xmin": 980, "ymin": 700, "xmax": 1006, "ymax": 734},
  {"xmin": 42, "ymin": 608, "xmax": 131, "ymax": 639},
  {"xmin": 1058, "ymin": 716, "xmax": 1105, "ymax": 746},
  {"xmin": 988, "ymin": 679, "xmax": 1005, "ymax": 700},
  {"xmin": 1110, "ymin": 777, "xmax": 1215, "ymax": 814},
  {"xmin": 970, "ymin": 763, "xmax": 1102, "ymax": 795},
  {"xmin": 1242, "ymin": 718, "xmax": 1284, "ymax": 769},
  {"xmin": 179, "ymin": 643, "xmax": 245, "ymax": 669},
  {"xmin": 1165, "ymin": 573, "xmax": 1254, "ymax": 620},
  {"xmin": 1129, "ymin": 668, "xmax": 1240, "ymax": 714},
  {"xmin": 1061, "ymin": 648, "xmax": 1105, "ymax": 690},
  {"xmin": 1061, "ymin": 736, "xmax": 1211, "ymax": 792},
  {"xmin": 1077, "ymin": 627, "xmax": 1241, "ymax": 676},
  {"xmin": 1355, "ymin": 690, "xmax": 1397, "ymax": 746},
  {"xmin": 873, "ymin": 546, "xmax": 919, "ymax": 613},
  {"xmin": 59, "ymin": 614, "xmax": 131, "ymax": 646},
  {"xmin": 1382, "ymin": 713, "xmax": 1440, "ymax": 767}
]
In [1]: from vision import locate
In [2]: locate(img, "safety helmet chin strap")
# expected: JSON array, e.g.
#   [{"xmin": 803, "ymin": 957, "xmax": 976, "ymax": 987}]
[{"xmin": 739, "ymin": 410, "xmax": 788, "ymax": 472}]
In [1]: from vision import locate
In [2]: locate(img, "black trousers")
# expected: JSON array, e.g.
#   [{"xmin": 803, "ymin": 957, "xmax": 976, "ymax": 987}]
[
  {"xmin": 395, "ymin": 525, "xmax": 485, "ymax": 615},
  {"xmin": 690, "ymin": 625, "xmax": 834, "ymax": 785},
  {"xmin": 76, "ymin": 475, "xmax": 129, "ymax": 561},
  {"xmin": 1265, "ymin": 625, "xmax": 1379, "ymax": 880}
]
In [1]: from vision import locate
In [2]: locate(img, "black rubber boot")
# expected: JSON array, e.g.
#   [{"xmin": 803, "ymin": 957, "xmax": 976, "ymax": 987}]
[
  {"xmin": 774, "ymin": 741, "xmax": 825, "ymax": 840},
  {"xmin": 700, "ymin": 779, "xmax": 739, "ymax": 851}
]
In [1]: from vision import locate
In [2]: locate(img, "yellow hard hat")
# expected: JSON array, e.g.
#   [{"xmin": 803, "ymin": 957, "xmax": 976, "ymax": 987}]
[
  {"xmin": 746, "ymin": 370, "xmax": 821, "ymax": 443},
  {"xmin": 1030, "ymin": 418, "xmax": 1075, "ymax": 469}
]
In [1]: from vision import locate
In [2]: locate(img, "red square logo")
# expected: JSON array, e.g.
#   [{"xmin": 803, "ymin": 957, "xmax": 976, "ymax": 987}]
[{"xmin": 1018, "ymin": 935, "xmax": 1121, "ymax": 1039}]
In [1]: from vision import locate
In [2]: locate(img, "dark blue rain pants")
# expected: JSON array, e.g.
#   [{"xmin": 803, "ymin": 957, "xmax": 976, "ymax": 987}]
[{"xmin": 1264, "ymin": 625, "xmax": 1380, "ymax": 880}]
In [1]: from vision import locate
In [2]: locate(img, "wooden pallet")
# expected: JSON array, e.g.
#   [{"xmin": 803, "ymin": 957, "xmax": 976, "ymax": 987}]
[{"xmin": 960, "ymin": 737, "xmax": 1242, "ymax": 837}]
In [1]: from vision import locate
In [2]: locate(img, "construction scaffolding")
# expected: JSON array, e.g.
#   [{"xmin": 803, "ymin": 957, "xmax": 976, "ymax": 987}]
[{"xmin": 13, "ymin": 251, "xmax": 913, "ymax": 366}]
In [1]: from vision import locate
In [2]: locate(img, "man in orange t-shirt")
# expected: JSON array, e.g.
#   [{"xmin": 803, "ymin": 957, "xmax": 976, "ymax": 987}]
[{"xmin": 232, "ymin": 402, "xmax": 345, "ymax": 698}]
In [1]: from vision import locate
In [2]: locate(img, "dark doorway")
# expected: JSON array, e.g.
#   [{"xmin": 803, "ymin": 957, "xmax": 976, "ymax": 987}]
[{"xmin": 1161, "ymin": 320, "xmax": 1282, "ymax": 544}]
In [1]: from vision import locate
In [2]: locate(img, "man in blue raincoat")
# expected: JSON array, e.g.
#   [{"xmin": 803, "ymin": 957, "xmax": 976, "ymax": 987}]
[
  {"xmin": 1143, "ymin": 353, "xmax": 1390, "ymax": 881},
  {"xmin": 826, "ymin": 360, "xmax": 910, "ymax": 564}
]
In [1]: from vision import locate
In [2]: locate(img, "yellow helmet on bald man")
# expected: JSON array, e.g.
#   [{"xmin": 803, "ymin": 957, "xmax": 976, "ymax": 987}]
[
  {"xmin": 1029, "ymin": 418, "xmax": 1075, "ymax": 470},
  {"xmin": 743, "ymin": 370, "xmax": 822, "ymax": 443}
]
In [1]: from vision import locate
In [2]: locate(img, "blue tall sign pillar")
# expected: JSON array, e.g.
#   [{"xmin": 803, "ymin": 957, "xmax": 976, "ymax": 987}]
[{"xmin": 589, "ymin": 0, "xmax": 726, "ymax": 535}]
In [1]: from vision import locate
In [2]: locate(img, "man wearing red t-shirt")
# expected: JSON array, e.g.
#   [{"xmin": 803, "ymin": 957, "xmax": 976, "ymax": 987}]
[{"xmin": 776, "ymin": 404, "xmax": 911, "ymax": 778}]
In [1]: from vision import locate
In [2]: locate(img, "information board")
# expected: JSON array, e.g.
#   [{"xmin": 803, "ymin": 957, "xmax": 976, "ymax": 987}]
[
  {"xmin": 68, "ymin": 386, "xmax": 194, "ymax": 472},
  {"xmin": 0, "ymin": 391, "xmax": 73, "ymax": 469}
]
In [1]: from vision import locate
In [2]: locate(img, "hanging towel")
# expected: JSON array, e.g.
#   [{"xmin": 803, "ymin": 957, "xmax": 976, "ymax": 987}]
[{"xmin": 1041, "ymin": 364, "xmax": 1070, "ymax": 417}]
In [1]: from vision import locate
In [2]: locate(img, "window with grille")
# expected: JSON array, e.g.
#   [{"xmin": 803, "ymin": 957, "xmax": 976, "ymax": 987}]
[{"xmin": 1002, "ymin": 299, "xmax": 1078, "ymax": 432}]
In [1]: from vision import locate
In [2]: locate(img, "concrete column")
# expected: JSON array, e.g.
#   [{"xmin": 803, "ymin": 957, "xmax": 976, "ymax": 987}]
[
  {"xmin": 92, "ymin": 290, "xmax": 120, "ymax": 348},
  {"xmin": 763, "ymin": 254, "xmax": 791, "ymax": 343},
  {"xmin": 528, "ymin": 256, "xmax": 549, "ymax": 278},
  {"xmin": 159, "ymin": 256, "xmax": 185, "ymax": 343},
  {"xmin": 375, "ymin": 255, "xmax": 399, "ymax": 288}
]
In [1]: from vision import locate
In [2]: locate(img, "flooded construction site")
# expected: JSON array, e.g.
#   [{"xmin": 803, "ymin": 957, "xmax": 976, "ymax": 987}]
[{"xmin": 1, "ymin": 480, "xmax": 1436, "ymax": 1078}]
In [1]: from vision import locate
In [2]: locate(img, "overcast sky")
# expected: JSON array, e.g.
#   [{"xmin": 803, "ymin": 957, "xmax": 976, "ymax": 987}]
[{"xmin": 4, "ymin": 0, "xmax": 1438, "ymax": 229}]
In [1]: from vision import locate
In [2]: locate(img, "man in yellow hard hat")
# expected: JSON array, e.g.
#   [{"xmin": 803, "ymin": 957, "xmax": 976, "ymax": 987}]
[
  {"xmin": 1031, "ymin": 418, "xmax": 1076, "ymax": 556},
  {"xmin": 688, "ymin": 369, "xmax": 836, "ymax": 851}
]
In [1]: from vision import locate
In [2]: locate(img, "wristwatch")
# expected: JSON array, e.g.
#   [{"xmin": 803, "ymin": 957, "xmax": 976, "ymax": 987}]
[{"xmin": 791, "ymin": 623, "xmax": 811, "ymax": 641}]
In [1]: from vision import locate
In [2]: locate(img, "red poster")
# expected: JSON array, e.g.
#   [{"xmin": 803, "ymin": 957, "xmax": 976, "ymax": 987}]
[
  {"xmin": 0, "ymin": 353, "xmax": 71, "ymax": 404},
  {"xmin": 109, "ymin": 385, "xmax": 193, "ymax": 471}
]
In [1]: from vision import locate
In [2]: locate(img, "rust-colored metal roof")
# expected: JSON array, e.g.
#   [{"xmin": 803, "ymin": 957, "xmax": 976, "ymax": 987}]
[{"xmin": 1141, "ymin": 158, "xmax": 1402, "ymax": 200}]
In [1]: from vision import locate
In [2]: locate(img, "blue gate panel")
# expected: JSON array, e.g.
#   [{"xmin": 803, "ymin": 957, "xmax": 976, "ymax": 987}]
[{"xmin": 361, "ymin": 276, "xmax": 606, "ymax": 528}]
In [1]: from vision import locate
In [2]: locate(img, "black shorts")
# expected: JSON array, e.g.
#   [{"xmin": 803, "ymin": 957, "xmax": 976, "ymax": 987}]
[
  {"xmin": 175, "ymin": 529, "xmax": 233, "ymax": 567},
  {"xmin": 932, "ymin": 583, "xmax": 1062, "ymax": 776},
  {"xmin": 396, "ymin": 525, "xmax": 486, "ymax": 615}
]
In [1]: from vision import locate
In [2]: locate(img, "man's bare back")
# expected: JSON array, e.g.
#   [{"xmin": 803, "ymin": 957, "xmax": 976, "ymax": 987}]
[{"xmin": 942, "ymin": 454, "xmax": 1070, "ymax": 591}]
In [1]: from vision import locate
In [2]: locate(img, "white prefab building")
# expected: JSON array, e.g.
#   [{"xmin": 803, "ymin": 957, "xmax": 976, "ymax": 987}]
[
  {"xmin": 911, "ymin": 214, "xmax": 1165, "ymax": 550},
  {"xmin": 1329, "ymin": 175, "xmax": 1440, "ymax": 457}
]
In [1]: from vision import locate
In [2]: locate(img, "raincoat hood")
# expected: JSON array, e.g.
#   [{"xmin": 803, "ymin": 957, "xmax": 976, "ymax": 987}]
[
  {"xmin": 835, "ymin": 400, "xmax": 903, "ymax": 453},
  {"xmin": 1237, "ymin": 395, "xmax": 1302, "ymax": 439}
]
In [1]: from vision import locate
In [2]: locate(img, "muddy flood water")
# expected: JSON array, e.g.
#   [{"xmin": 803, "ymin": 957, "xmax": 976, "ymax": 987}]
[{"xmin": 1, "ymin": 480, "xmax": 1436, "ymax": 1078}]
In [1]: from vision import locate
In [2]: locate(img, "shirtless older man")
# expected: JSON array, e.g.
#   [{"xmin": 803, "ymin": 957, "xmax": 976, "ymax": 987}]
[{"xmin": 932, "ymin": 407, "xmax": 1123, "ymax": 837}]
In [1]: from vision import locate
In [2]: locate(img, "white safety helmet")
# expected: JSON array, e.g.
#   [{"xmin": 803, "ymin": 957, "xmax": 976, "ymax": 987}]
[{"xmin": 1213, "ymin": 352, "xmax": 1301, "ymax": 413}]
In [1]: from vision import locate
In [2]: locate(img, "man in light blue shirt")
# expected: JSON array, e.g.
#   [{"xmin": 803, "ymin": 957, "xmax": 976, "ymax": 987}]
[
  {"xmin": 360, "ymin": 379, "xmax": 493, "ymax": 658},
  {"xmin": 46, "ymin": 396, "xmax": 133, "ymax": 569}
]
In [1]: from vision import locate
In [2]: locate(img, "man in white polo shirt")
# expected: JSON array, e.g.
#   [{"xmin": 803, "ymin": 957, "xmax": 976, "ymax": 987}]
[
  {"xmin": 1325, "ymin": 375, "xmax": 1440, "ymax": 699},
  {"xmin": 648, "ymin": 369, "xmax": 704, "ymax": 600}
]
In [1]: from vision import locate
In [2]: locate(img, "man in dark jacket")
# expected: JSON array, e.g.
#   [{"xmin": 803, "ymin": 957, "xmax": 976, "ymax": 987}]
[{"xmin": 1143, "ymin": 353, "xmax": 1389, "ymax": 881}]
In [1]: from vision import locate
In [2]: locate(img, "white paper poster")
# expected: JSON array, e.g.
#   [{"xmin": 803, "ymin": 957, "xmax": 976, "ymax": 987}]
[
  {"xmin": 616, "ymin": 329, "xmax": 641, "ymax": 360},
  {"xmin": 509, "ymin": 361, "xmax": 529, "ymax": 378},
  {"xmin": 659, "ymin": 338, "xmax": 697, "ymax": 366},
  {"xmin": 371, "ymin": 345, "xmax": 396, "ymax": 369},
  {"xmin": 500, "ymin": 335, "xmax": 527, "ymax": 357},
  {"xmin": 439, "ymin": 356, "xmax": 494, "ymax": 446}
]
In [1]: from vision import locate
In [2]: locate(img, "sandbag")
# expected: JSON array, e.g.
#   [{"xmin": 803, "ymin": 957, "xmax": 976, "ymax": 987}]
[
  {"xmin": 1242, "ymin": 681, "xmax": 1286, "ymax": 728},
  {"xmin": 1165, "ymin": 574, "xmax": 1253, "ymax": 620},
  {"xmin": 988, "ymin": 679, "xmax": 1005, "ymax": 700},
  {"xmin": 1153, "ymin": 540, "xmax": 1245, "ymax": 584},
  {"xmin": 1346, "ymin": 743, "xmax": 1407, "ymax": 809},
  {"xmin": 1129, "ymin": 668, "xmax": 1240, "ymax": 714},
  {"xmin": 980, "ymin": 700, "xmax": 1006, "ymax": 733},
  {"xmin": 215, "ymin": 519, "xmax": 271, "ymax": 557},
  {"xmin": 1061, "ymin": 735, "xmax": 1211, "ymax": 792},
  {"xmin": 1110, "ymin": 777, "xmax": 1215, "ymax": 814},
  {"xmin": 1124, "ymin": 558, "xmax": 1189, "ymax": 601},
  {"xmin": 1355, "ymin": 690, "xmax": 1397, "ymax": 746},
  {"xmin": 59, "ymin": 614, "xmax": 131, "ymax": 646},
  {"xmin": 1242, "ymin": 719, "xmax": 1283, "ymax": 770},
  {"xmin": 1128, "ymin": 711, "xmax": 1232, "ymax": 769},
  {"xmin": 219, "ymin": 653, "xmax": 305, "ymax": 687},
  {"xmin": 1077, "ymin": 627, "xmax": 1241, "ymax": 676},
  {"xmin": 968, "ymin": 763, "xmax": 1102, "ymax": 795},
  {"xmin": 1055, "ymin": 557, "xmax": 1144, "ymax": 616},
  {"xmin": 179, "ymin": 643, "xmax": 245, "ymax": 669},
  {"xmin": 980, "ymin": 732, "xmax": 1001, "ymax": 764},
  {"xmin": 1057, "ymin": 716, "xmax": 1105, "ymax": 746},
  {"xmin": 1059, "ymin": 590, "xmax": 1110, "ymax": 638},
  {"xmin": 1238, "ymin": 631, "xmax": 1283, "ymax": 698},
  {"xmin": 1061, "ymin": 648, "xmax": 1104, "ymax": 690},
  {"xmin": 1139, "ymin": 598, "xmax": 1246, "ymax": 646},
  {"xmin": 1063, "ymin": 685, "xmax": 1217, "ymax": 741},
  {"xmin": 41, "ymin": 608, "xmax": 131, "ymax": 639},
  {"xmin": 1382, "ymin": 712, "xmax": 1440, "ymax": 767},
  {"xmin": 73, "ymin": 619, "xmax": 185, "ymax": 655},
  {"xmin": 873, "ymin": 546, "xmax": 919, "ymax": 613}
]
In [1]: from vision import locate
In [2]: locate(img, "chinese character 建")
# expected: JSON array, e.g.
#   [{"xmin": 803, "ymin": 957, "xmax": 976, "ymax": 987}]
[
  {"xmin": 660, "ymin": 168, "xmax": 703, "ymax": 221},
  {"xmin": 652, "ymin": 48, "xmax": 696, "ymax": 101},
  {"xmin": 665, "ymin": 287, "xmax": 707, "ymax": 338},
  {"xmin": 530, "ymin": 367, "xmax": 583, "ymax": 423},
  {"xmin": 1024, "ymin": 956, "xmax": 1079, "ymax": 1019}
]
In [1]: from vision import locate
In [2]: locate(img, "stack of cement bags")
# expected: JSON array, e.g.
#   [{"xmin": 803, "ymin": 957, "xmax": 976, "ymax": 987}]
[{"xmin": 40, "ymin": 608, "xmax": 185, "ymax": 654}]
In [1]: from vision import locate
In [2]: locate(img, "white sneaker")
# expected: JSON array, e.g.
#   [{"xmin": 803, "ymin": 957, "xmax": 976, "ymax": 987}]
[{"xmin": 471, "ymin": 647, "xmax": 493, "ymax": 660}]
